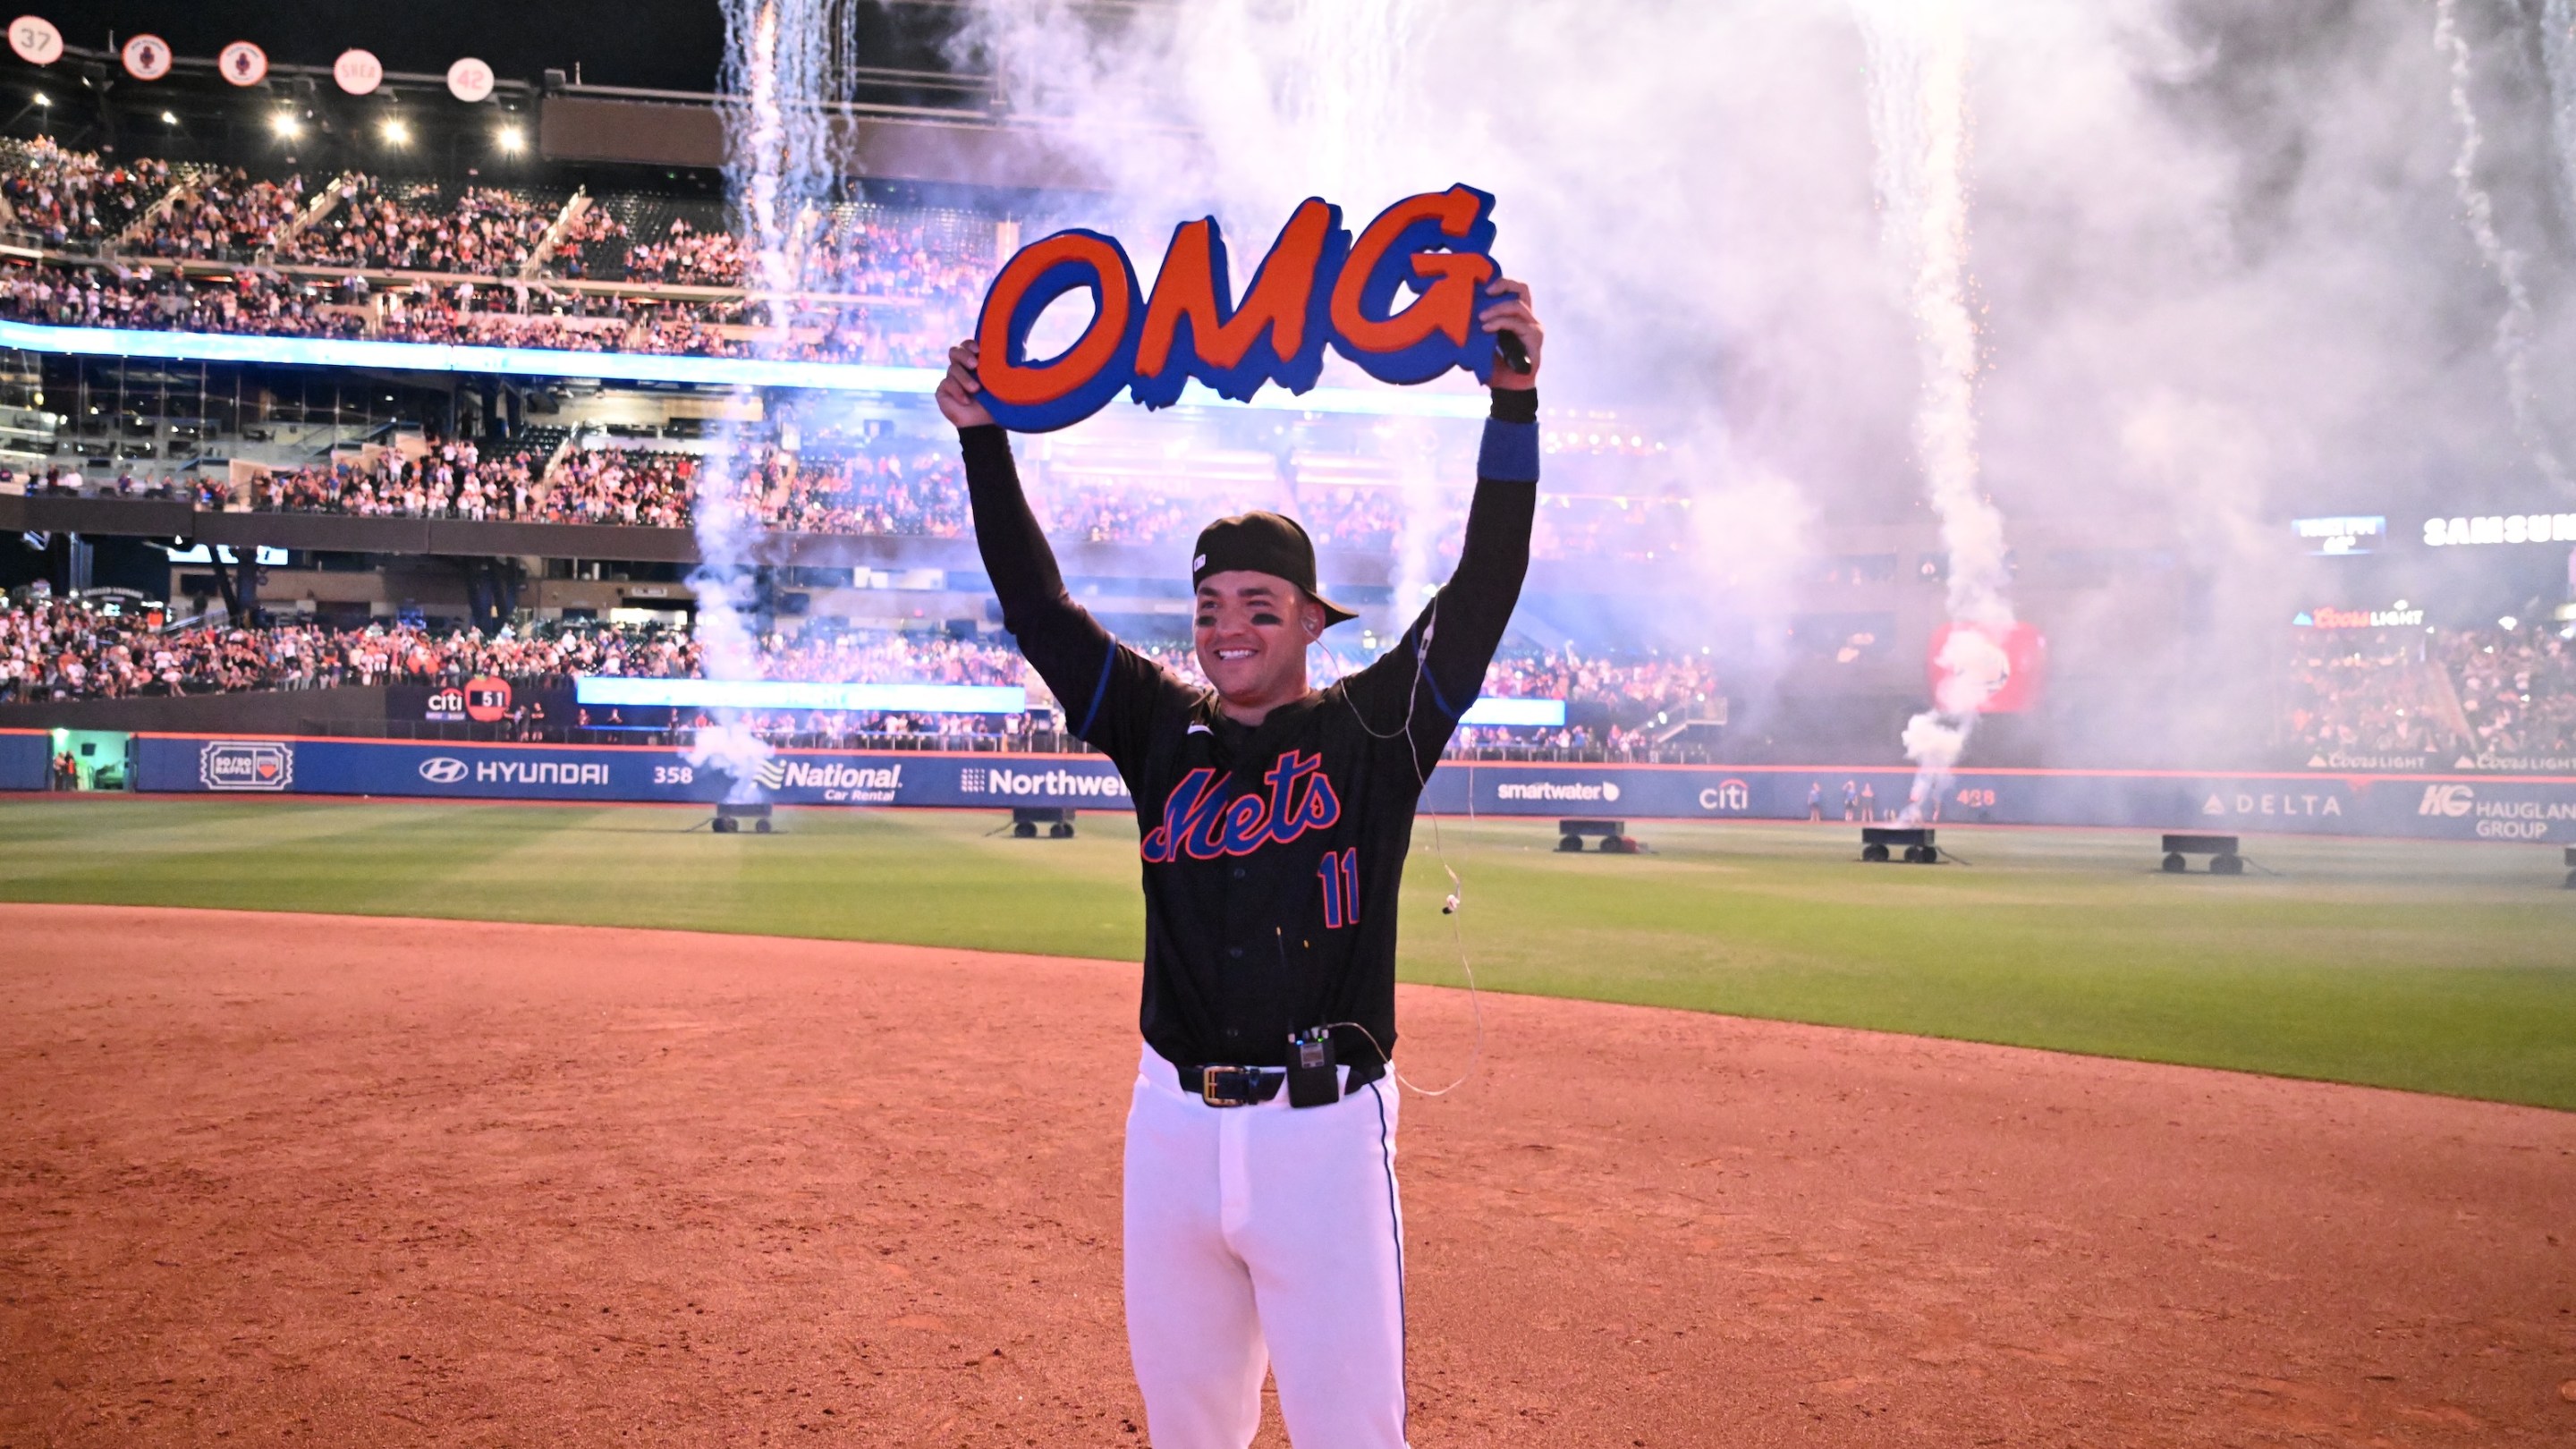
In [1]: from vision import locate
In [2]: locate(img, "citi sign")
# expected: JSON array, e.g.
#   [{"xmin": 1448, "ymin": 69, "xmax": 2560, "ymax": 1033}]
[{"xmin": 1699, "ymin": 779, "xmax": 1751, "ymax": 812}]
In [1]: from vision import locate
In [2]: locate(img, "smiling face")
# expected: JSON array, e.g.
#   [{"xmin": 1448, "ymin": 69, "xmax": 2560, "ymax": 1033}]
[{"xmin": 1193, "ymin": 570, "xmax": 1325, "ymax": 724}]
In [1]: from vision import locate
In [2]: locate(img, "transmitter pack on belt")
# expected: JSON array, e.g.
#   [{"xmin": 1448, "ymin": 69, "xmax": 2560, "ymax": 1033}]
[{"xmin": 1286, "ymin": 1026, "xmax": 1340, "ymax": 1108}]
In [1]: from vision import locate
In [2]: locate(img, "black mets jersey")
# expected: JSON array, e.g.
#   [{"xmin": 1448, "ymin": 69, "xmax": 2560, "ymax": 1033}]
[{"xmin": 959, "ymin": 389, "xmax": 1538, "ymax": 1072}]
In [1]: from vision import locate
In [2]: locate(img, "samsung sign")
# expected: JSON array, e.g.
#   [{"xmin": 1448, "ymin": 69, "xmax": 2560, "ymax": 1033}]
[{"xmin": 2421, "ymin": 513, "xmax": 2576, "ymax": 547}]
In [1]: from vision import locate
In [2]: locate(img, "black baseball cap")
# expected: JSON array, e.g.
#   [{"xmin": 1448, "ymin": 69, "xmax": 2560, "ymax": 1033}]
[{"xmin": 1191, "ymin": 511, "xmax": 1357, "ymax": 626}]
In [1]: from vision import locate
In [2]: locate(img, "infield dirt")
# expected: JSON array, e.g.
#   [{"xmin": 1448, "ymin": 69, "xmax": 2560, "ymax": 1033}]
[{"xmin": 1, "ymin": 903, "xmax": 2569, "ymax": 1446}]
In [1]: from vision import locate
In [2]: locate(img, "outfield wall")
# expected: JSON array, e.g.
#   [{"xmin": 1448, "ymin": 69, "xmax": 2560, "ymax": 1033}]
[
  {"xmin": 119, "ymin": 733, "xmax": 2576, "ymax": 844},
  {"xmin": 1, "ymin": 729, "xmax": 48, "ymax": 791}
]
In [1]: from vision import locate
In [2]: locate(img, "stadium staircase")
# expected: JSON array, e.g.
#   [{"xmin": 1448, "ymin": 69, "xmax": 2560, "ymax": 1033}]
[
  {"xmin": 521, "ymin": 191, "xmax": 590, "ymax": 280},
  {"xmin": 109, "ymin": 165, "xmax": 210, "ymax": 251},
  {"xmin": 263, "ymin": 173, "xmax": 360, "ymax": 258},
  {"xmin": 2412, "ymin": 657, "xmax": 2477, "ymax": 748}
]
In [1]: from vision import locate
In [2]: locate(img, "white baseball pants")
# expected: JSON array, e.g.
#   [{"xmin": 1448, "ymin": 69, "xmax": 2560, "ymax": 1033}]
[{"xmin": 1123, "ymin": 1046, "xmax": 1409, "ymax": 1449}]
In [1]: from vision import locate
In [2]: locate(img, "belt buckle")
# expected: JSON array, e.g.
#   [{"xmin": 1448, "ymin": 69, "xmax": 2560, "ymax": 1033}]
[{"xmin": 1199, "ymin": 1065, "xmax": 1259, "ymax": 1108}]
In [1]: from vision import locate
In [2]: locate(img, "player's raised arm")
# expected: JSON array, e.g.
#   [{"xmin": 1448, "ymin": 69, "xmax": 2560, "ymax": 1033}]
[
  {"xmin": 943, "ymin": 340, "xmax": 1177, "ymax": 763},
  {"xmin": 1351, "ymin": 279, "xmax": 1546, "ymax": 775}
]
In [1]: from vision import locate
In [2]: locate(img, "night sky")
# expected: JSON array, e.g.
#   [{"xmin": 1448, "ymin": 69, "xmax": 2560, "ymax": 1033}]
[{"xmin": 32, "ymin": 1, "xmax": 954, "ymax": 94}]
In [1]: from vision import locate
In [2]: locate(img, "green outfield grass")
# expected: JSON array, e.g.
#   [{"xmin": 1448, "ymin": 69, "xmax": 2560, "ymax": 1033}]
[{"xmin": 3, "ymin": 797, "xmax": 2571, "ymax": 1109}]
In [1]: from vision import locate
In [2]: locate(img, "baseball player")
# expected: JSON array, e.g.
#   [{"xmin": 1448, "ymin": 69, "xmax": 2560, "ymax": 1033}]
[{"xmin": 937, "ymin": 279, "xmax": 1543, "ymax": 1449}]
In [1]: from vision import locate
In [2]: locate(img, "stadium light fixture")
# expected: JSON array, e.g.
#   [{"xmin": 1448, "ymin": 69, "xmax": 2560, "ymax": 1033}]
[
  {"xmin": 496, "ymin": 124, "xmax": 524, "ymax": 154},
  {"xmin": 382, "ymin": 118, "xmax": 410, "ymax": 146},
  {"xmin": 160, "ymin": 111, "xmax": 176, "ymax": 124},
  {"xmin": 271, "ymin": 112, "xmax": 300, "ymax": 139},
  {"xmin": 33, "ymin": 94, "xmax": 49, "ymax": 107}
]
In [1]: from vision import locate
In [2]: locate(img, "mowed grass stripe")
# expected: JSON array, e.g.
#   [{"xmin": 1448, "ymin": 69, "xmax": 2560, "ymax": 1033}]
[{"xmin": 2, "ymin": 800, "xmax": 2569, "ymax": 1109}]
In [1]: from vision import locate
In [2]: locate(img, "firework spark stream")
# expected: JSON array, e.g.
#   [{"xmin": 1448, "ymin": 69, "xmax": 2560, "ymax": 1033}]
[
  {"xmin": 690, "ymin": 0, "xmax": 859, "ymax": 797},
  {"xmin": 2435, "ymin": 0, "xmax": 2571, "ymax": 491},
  {"xmin": 1856, "ymin": 0, "xmax": 2015, "ymax": 822}
]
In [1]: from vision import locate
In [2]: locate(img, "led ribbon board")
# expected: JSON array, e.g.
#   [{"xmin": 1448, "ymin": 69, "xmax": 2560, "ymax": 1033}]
[
  {"xmin": 574, "ymin": 677, "xmax": 1030, "ymax": 715},
  {"xmin": 975, "ymin": 185, "xmax": 1507, "ymax": 432},
  {"xmin": 0, "ymin": 322, "xmax": 1489, "ymax": 419}
]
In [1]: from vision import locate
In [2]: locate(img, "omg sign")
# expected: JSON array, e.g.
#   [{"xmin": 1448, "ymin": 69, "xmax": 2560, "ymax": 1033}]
[{"xmin": 975, "ymin": 185, "xmax": 1506, "ymax": 432}]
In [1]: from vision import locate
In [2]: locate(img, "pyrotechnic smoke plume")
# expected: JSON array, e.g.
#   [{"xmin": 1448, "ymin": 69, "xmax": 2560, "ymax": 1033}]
[
  {"xmin": 2546, "ymin": 0, "xmax": 2576, "ymax": 225},
  {"xmin": 2434, "ymin": 0, "xmax": 2570, "ymax": 491},
  {"xmin": 940, "ymin": 0, "xmax": 2569, "ymax": 769}
]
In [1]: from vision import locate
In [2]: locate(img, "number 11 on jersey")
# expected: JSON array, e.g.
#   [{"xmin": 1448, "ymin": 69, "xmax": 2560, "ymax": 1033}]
[{"xmin": 1316, "ymin": 848, "xmax": 1361, "ymax": 929}]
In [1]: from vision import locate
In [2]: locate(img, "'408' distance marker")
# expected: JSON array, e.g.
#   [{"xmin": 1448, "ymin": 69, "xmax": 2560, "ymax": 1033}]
[{"xmin": 973, "ymin": 184, "xmax": 1508, "ymax": 432}]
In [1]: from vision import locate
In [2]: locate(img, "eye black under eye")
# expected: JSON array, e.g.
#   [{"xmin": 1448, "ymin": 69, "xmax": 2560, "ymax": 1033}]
[{"xmin": 1250, "ymin": 612, "xmax": 1282, "ymax": 626}]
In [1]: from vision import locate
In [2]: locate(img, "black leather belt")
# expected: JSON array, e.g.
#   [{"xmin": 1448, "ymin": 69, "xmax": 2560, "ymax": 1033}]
[{"xmin": 1181, "ymin": 1055, "xmax": 1385, "ymax": 1108}]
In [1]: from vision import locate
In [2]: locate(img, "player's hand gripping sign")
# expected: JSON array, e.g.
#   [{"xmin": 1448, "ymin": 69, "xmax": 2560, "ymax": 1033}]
[{"xmin": 972, "ymin": 185, "xmax": 1516, "ymax": 432}]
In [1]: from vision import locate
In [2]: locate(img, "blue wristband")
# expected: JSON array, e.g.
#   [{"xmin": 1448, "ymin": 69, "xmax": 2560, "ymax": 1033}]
[{"xmin": 1477, "ymin": 419, "xmax": 1540, "ymax": 483}]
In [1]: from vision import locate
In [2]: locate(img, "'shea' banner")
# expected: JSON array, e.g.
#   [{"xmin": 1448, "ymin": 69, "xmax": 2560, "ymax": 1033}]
[{"xmin": 974, "ymin": 185, "xmax": 1506, "ymax": 432}]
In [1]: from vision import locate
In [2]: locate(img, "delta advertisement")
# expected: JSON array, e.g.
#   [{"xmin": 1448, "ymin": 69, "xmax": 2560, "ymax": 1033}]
[
  {"xmin": 0, "ymin": 728, "xmax": 48, "ymax": 791},
  {"xmin": 125, "ymin": 734, "xmax": 2576, "ymax": 843}
]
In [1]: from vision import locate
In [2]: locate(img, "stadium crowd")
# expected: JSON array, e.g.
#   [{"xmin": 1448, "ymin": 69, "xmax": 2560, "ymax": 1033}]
[
  {"xmin": 250, "ymin": 442, "xmax": 545, "ymax": 521},
  {"xmin": 0, "ymin": 260, "xmax": 363, "ymax": 336},
  {"xmin": 127, "ymin": 167, "xmax": 310, "ymax": 260},
  {"xmin": 2284, "ymin": 622, "xmax": 2576, "ymax": 759},
  {"xmin": 2, "ymin": 597, "xmax": 1719, "ymax": 759},
  {"xmin": 277, "ymin": 179, "xmax": 557, "ymax": 274},
  {"xmin": 0, "ymin": 141, "xmax": 987, "ymax": 364},
  {"xmin": 422, "ymin": 444, "xmax": 974, "ymax": 536},
  {"xmin": 0, "ymin": 140, "xmax": 179, "ymax": 250},
  {"xmin": 2442, "ymin": 623, "xmax": 2576, "ymax": 758},
  {"xmin": 528, "ymin": 450, "xmax": 696, "ymax": 529},
  {"xmin": 621, "ymin": 218, "xmax": 748, "ymax": 286}
]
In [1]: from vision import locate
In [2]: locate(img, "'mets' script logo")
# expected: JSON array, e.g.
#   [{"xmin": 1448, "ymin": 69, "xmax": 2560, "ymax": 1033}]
[{"xmin": 1141, "ymin": 750, "xmax": 1343, "ymax": 863}]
